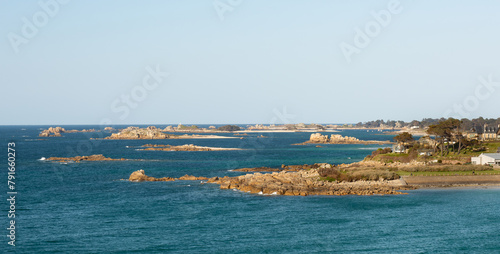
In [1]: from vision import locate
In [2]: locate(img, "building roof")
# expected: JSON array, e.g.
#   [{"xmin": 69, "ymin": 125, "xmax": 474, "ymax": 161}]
[
  {"xmin": 473, "ymin": 125, "xmax": 500, "ymax": 134},
  {"xmin": 481, "ymin": 153, "xmax": 500, "ymax": 160}
]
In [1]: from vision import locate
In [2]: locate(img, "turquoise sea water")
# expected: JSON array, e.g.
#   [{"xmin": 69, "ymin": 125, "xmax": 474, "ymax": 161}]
[{"xmin": 2, "ymin": 125, "xmax": 500, "ymax": 253}]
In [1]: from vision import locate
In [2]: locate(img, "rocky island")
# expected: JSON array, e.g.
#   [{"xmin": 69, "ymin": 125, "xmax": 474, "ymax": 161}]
[
  {"xmin": 293, "ymin": 133, "xmax": 392, "ymax": 145},
  {"xmin": 140, "ymin": 144, "xmax": 243, "ymax": 151},
  {"xmin": 104, "ymin": 126, "xmax": 236, "ymax": 140},
  {"xmin": 39, "ymin": 126, "xmax": 98, "ymax": 137},
  {"xmin": 129, "ymin": 170, "xmax": 208, "ymax": 182},
  {"xmin": 46, "ymin": 154, "xmax": 128, "ymax": 163}
]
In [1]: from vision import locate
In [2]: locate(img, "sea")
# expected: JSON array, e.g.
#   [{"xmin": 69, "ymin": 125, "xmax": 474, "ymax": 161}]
[{"xmin": 1, "ymin": 125, "xmax": 500, "ymax": 253}]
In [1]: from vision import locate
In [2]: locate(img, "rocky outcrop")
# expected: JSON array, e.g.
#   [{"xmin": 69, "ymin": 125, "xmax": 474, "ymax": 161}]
[
  {"xmin": 128, "ymin": 168, "xmax": 411, "ymax": 196},
  {"xmin": 129, "ymin": 170, "xmax": 175, "ymax": 182},
  {"xmin": 105, "ymin": 126, "xmax": 236, "ymax": 140},
  {"xmin": 106, "ymin": 126, "xmax": 170, "ymax": 139},
  {"xmin": 209, "ymin": 169, "xmax": 411, "ymax": 196},
  {"xmin": 141, "ymin": 144, "xmax": 242, "ymax": 151},
  {"xmin": 293, "ymin": 133, "xmax": 392, "ymax": 145},
  {"xmin": 39, "ymin": 127, "xmax": 98, "ymax": 137},
  {"xmin": 128, "ymin": 170, "xmax": 207, "ymax": 182},
  {"xmin": 178, "ymin": 175, "xmax": 209, "ymax": 180},
  {"xmin": 46, "ymin": 154, "xmax": 127, "ymax": 163},
  {"xmin": 39, "ymin": 127, "xmax": 66, "ymax": 137}
]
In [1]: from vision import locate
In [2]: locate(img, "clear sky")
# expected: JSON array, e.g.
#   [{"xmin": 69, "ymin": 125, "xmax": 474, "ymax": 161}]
[{"xmin": 1, "ymin": 0, "xmax": 499, "ymax": 125}]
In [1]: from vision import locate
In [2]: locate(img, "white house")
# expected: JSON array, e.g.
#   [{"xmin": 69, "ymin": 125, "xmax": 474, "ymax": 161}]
[{"xmin": 471, "ymin": 153, "xmax": 500, "ymax": 166}]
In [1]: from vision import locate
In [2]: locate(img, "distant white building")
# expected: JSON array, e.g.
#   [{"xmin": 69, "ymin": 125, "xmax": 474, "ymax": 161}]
[{"xmin": 471, "ymin": 153, "xmax": 500, "ymax": 166}]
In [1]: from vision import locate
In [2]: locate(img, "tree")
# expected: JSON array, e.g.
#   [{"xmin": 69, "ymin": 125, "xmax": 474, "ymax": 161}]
[
  {"xmin": 427, "ymin": 123, "xmax": 447, "ymax": 156},
  {"xmin": 426, "ymin": 118, "xmax": 462, "ymax": 156},
  {"xmin": 393, "ymin": 132, "xmax": 414, "ymax": 146}
]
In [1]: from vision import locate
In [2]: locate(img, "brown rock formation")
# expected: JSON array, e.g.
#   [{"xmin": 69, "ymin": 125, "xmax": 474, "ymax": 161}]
[
  {"xmin": 39, "ymin": 127, "xmax": 66, "ymax": 137},
  {"xmin": 106, "ymin": 126, "xmax": 170, "ymax": 139},
  {"xmin": 39, "ymin": 126, "xmax": 98, "ymax": 137},
  {"xmin": 105, "ymin": 126, "xmax": 236, "ymax": 140},
  {"xmin": 210, "ymin": 169, "xmax": 411, "ymax": 196},
  {"xmin": 129, "ymin": 168, "xmax": 412, "ymax": 196},
  {"xmin": 129, "ymin": 170, "xmax": 175, "ymax": 182},
  {"xmin": 128, "ymin": 170, "xmax": 207, "ymax": 182},
  {"xmin": 177, "ymin": 175, "xmax": 209, "ymax": 180}
]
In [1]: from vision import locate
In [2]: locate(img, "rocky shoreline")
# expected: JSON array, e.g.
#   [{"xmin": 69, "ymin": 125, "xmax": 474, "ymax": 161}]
[
  {"xmin": 127, "ymin": 161, "xmax": 500, "ymax": 196},
  {"xmin": 128, "ymin": 169, "xmax": 413, "ymax": 196},
  {"xmin": 293, "ymin": 133, "xmax": 392, "ymax": 145}
]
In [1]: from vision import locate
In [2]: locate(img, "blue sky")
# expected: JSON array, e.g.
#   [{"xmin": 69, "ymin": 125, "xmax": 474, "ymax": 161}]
[{"xmin": 1, "ymin": 0, "xmax": 499, "ymax": 125}]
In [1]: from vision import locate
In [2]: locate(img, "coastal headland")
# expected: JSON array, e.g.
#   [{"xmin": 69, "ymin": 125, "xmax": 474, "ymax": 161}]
[{"xmin": 127, "ymin": 159, "xmax": 500, "ymax": 196}]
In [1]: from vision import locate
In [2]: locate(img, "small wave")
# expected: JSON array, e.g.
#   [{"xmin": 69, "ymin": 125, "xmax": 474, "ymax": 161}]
[
  {"xmin": 21, "ymin": 128, "xmax": 26, "ymax": 131},
  {"xmin": 39, "ymin": 157, "xmax": 46, "ymax": 161},
  {"xmin": 22, "ymin": 135, "xmax": 29, "ymax": 137}
]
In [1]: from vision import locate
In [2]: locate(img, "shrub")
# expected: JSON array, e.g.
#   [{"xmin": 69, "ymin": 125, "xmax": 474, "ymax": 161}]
[
  {"xmin": 217, "ymin": 125, "xmax": 241, "ymax": 132},
  {"xmin": 371, "ymin": 148, "xmax": 392, "ymax": 157}
]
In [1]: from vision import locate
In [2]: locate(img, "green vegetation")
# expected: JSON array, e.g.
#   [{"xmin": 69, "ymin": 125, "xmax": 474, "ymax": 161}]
[
  {"xmin": 177, "ymin": 124, "xmax": 199, "ymax": 130},
  {"xmin": 397, "ymin": 170, "xmax": 500, "ymax": 176},
  {"xmin": 217, "ymin": 125, "xmax": 241, "ymax": 132},
  {"xmin": 393, "ymin": 132, "xmax": 414, "ymax": 146},
  {"xmin": 355, "ymin": 117, "xmax": 500, "ymax": 129},
  {"xmin": 318, "ymin": 167, "xmax": 399, "ymax": 182}
]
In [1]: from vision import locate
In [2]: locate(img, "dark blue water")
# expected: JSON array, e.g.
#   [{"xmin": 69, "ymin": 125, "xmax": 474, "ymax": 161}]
[{"xmin": 2, "ymin": 126, "xmax": 500, "ymax": 253}]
